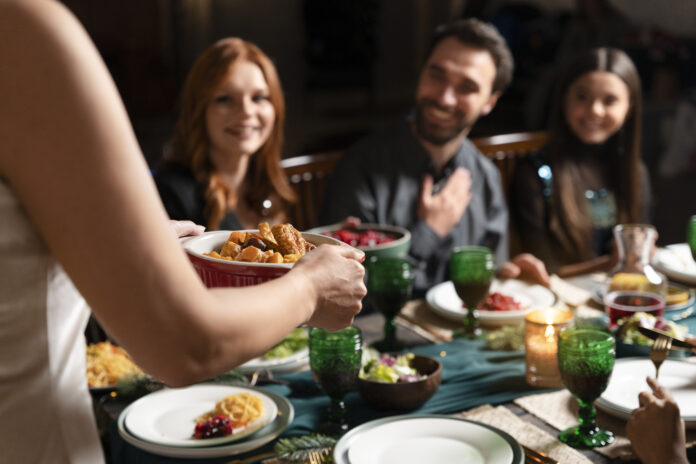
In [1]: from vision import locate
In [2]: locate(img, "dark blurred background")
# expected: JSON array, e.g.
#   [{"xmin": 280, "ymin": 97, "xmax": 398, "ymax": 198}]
[{"xmin": 60, "ymin": 0, "xmax": 696, "ymax": 245}]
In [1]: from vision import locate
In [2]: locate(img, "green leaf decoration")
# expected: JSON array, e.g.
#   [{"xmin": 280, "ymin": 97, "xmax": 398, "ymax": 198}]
[
  {"xmin": 207, "ymin": 369, "xmax": 249, "ymax": 386},
  {"xmin": 484, "ymin": 324, "xmax": 525, "ymax": 351},
  {"xmin": 115, "ymin": 375, "xmax": 163, "ymax": 399},
  {"xmin": 274, "ymin": 434, "xmax": 337, "ymax": 462}
]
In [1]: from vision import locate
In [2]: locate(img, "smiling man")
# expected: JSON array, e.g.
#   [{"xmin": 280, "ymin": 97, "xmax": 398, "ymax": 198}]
[{"xmin": 320, "ymin": 19, "xmax": 528, "ymax": 295}]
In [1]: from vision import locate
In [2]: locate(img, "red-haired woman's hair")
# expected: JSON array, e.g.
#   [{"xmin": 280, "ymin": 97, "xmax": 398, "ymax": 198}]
[{"xmin": 168, "ymin": 37, "xmax": 295, "ymax": 229}]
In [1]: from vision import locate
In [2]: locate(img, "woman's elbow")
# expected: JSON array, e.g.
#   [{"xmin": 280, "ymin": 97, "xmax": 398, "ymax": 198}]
[{"xmin": 142, "ymin": 336, "xmax": 223, "ymax": 387}]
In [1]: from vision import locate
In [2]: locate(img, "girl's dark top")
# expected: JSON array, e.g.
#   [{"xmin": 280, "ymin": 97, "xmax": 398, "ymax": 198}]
[
  {"xmin": 511, "ymin": 145, "xmax": 651, "ymax": 272},
  {"xmin": 153, "ymin": 162, "xmax": 243, "ymax": 230}
]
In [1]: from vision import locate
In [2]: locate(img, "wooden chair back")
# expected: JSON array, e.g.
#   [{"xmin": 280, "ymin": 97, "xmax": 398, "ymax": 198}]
[
  {"xmin": 281, "ymin": 150, "xmax": 342, "ymax": 231},
  {"xmin": 471, "ymin": 130, "xmax": 548, "ymax": 199},
  {"xmin": 472, "ymin": 130, "xmax": 548, "ymax": 256},
  {"xmin": 281, "ymin": 131, "xmax": 548, "ymax": 231}
]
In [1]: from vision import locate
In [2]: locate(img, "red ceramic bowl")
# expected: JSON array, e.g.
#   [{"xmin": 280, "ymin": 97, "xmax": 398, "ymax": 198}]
[{"xmin": 182, "ymin": 230, "xmax": 343, "ymax": 288}]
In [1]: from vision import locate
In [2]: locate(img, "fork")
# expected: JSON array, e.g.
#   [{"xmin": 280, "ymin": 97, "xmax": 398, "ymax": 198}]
[
  {"xmin": 522, "ymin": 444, "xmax": 559, "ymax": 464},
  {"xmin": 650, "ymin": 335, "xmax": 672, "ymax": 379},
  {"xmin": 310, "ymin": 448, "xmax": 332, "ymax": 464},
  {"xmin": 307, "ymin": 449, "xmax": 323, "ymax": 464}
]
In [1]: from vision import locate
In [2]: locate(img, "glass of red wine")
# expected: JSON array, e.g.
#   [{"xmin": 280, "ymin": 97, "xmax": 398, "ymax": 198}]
[
  {"xmin": 366, "ymin": 256, "xmax": 413, "ymax": 352},
  {"xmin": 688, "ymin": 215, "xmax": 696, "ymax": 261},
  {"xmin": 449, "ymin": 246, "xmax": 495, "ymax": 338},
  {"xmin": 309, "ymin": 326, "xmax": 362, "ymax": 436},
  {"xmin": 604, "ymin": 290, "xmax": 665, "ymax": 328},
  {"xmin": 558, "ymin": 326, "xmax": 615, "ymax": 448}
]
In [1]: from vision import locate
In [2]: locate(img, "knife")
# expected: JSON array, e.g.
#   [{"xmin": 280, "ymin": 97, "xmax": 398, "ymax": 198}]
[
  {"xmin": 637, "ymin": 327, "xmax": 696, "ymax": 352},
  {"xmin": 522, "ymin": 444, "xmax": 558, "ymax": 464}
]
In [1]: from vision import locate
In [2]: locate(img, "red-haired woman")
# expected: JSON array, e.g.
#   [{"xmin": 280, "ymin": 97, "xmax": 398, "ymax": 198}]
[{"xmin": 155, "ymin": 38, "xmax": 296, "ymax": 230}]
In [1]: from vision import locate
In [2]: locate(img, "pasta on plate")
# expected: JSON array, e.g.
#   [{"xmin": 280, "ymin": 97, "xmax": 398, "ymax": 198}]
[{"xmin": 196, "ymin": 392, "xmax": 264, "ymax": 429}]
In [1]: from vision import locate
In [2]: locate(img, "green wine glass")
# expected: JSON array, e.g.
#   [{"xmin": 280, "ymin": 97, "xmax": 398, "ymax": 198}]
[
  {"xmin": 449, "ymin": 246, "xmax": 494, "ymax": 338},
  {"xmin": 688, "ymin": 215, "xmax": 696, "ymax": 261},
  {"xmin": 557, "ymin": 327, "xmax": 616, "ymax": 448},
  {"xmin": 309, "ymin": 326, "xmax": 362, "ymax": 436},
  {"xmin": 366, "ymin": 256, "xmax": 413, "ymax": 352}
]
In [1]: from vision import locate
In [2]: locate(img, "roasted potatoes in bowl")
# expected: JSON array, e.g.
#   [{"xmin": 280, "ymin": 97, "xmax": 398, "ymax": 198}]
[{"xmin": 182, "ymin": 226, "xmax": 343, "ymax": 287}]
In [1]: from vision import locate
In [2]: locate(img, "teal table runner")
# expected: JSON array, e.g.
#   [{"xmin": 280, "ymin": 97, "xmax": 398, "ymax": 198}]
[
  {"xmin": 268, "ymin": 338, "xmax": 547, "ymax": 436},
  {"xmin": 110, "ymin": 338, "xmax": 554, "ymax": 463}
]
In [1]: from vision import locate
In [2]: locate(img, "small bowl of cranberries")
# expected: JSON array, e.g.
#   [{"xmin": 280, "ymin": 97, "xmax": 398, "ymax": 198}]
[{"xmin": 309, "ymin": 223, "xmax": 411, "ymax": 259}]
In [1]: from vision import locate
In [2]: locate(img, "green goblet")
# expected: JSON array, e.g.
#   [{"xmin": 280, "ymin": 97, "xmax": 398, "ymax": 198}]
[
  {"xmin": 309, "ymin": 326, "xmax": 363, "ymax": 436},
  {"xmin": 557, "ymin": 327, "xmax": 616, "ymax": 448},
  {"xmin": 366, "ymin": 256, "xmax": 413, "ymax": 352},
  {"xmin": 449, "ymin": 246, "xmax": 494, "ymax": 338},
  {"xmin": 688, "ymin": 215, "xmax": 696, "ymax": 261}
]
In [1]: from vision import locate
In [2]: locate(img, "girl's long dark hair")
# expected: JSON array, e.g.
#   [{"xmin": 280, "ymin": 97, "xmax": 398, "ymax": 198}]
[{"xmin": 546, "ymin": 47, "xmax": 644, "ymax": 262}]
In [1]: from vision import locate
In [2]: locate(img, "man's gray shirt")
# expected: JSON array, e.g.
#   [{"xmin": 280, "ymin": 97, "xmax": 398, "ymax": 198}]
[{"xmin": 320, "ymin": 119, "xmax": 509, "ymax": 295}]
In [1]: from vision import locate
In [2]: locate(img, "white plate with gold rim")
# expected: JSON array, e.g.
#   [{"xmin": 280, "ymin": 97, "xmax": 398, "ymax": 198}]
[
  {"xmin": 117, "ymin": 386, "xmax": 293, "ymax": 458},
  {"xmin": 426, "ymin": 279, "xmax": 557, "ymax": 326},
  {"xmin": 653, "ymin": 244, "xmax": 696, "ymax": 285},
  {"xmin": 123, "ymin": 384, "xmax": 277, "ymax": 447},
  {"xmin": 238, "ymin": 348, "xmax": 309, "ymax": 374},
  {"xmin": 596, "ymin": 358, "xmax": 696, "ymax": 428},
  {"xmin": 334, "ymin": 415, "xmax": 523, "ymax": 464}
]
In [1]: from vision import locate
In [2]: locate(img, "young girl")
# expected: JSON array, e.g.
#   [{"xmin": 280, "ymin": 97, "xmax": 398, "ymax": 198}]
[
  {"xmin": 154, "ymin": 38, "xmax": 296, "ymax": 230},
  {"xmin": 512, "ymin": 47, "xmax": 650, "ymax": 275}
]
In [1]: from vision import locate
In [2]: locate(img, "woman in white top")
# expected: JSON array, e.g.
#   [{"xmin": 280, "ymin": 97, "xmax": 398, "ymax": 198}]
[{"xmin": 0, "ymin": 1, "xmax": 366, "ymax": 462}]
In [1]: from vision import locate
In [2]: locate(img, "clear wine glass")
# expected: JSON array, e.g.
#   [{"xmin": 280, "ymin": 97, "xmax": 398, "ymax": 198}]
[
  {"xmin": 557, "ymin": 326, "xmax": 616, "ymax": 448},
  {"xmin": 449, "ymin": 246, "xmax": 494, "ymax": 338},
  {"xmin": 309, "ymin": 326, "xmax": 362, "ymax": 436},
  {"xmin": 366, "ymin": 256, "xmax": 413, "ymax": 352}
]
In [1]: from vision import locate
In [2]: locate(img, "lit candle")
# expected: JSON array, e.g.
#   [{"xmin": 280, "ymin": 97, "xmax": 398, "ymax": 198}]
[{"xmin": 524, "ymin": 308, "xmax": 574, "ymax": 387}]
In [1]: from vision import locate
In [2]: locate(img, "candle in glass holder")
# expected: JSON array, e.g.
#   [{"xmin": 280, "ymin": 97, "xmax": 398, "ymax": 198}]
[{"xmin": 525, "ymin": 308, "xmax": 574, "ymax": 387}]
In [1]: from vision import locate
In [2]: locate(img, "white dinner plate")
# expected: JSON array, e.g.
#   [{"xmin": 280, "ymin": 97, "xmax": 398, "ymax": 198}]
[
  {"xmin": 237, "ymin": 347, "xmax": 309, "ymax": 374},
  {"xmin": 123, "ymin": 384, "xmax": 277, "ymax": 447},
  {"xmin": 596, "ymin": 358, "xmax": 696, "ymax": 428},
  {"xmin": 425, "ymin": 279, "xmax": 557, "ymax": 326},
  {"xmin": 334, "ymin": 415, "xmax": 523, "ymax": 464},
  {"xmin": 653, "ymin": 244, "xmax": 696, "ymax": 285},
  {"xmin": 118, "ymin": 386, "xmax": 293, "ymax": 458}
]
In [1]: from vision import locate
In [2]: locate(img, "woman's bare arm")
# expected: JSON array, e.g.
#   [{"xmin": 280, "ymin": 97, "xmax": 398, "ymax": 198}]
[{"xmin": 0, "ymin": 0, "xmax": 365, "ymax": 386}]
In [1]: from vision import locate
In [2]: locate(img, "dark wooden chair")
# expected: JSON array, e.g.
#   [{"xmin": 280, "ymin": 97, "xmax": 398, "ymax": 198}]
[
  {"xmin": 281, "ymin": 131, "xmax": 549, "ymax": 231},
  {"xmin": 471, "ymin": 130, "xmax": 548, "ymax": 200},
  {"xmin": 472, "ymin": 130, "xmax": 549, "ymax": 256},
  {"xmin": 281, "ymin": 150, "xmax": 343, "ymax": 231}
]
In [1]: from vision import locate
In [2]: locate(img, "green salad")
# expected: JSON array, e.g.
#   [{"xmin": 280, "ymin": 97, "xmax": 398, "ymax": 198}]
[
  {"xmin": 262, "ymin": 328, "xmax": 308, "ymax": 360},
  {"xmin": 615, "ymin": 313, "xmax": 687, "ymax": 345},
  {"xmin": 360, "ymin": 348, "xmax": 425, "ymax": 383}
]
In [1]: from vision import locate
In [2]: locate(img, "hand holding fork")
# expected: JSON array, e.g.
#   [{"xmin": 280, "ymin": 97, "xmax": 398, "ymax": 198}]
[{"xmin": 650, "ymin": 335, "xmax": 672, "ymax": 379}]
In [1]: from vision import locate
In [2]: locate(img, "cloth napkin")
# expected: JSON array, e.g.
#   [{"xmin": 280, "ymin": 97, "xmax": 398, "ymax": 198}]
[
  {"xmin": 549, "ymin": 274, "xmax": 593, "ymax": 308},
  {"xmin": 459, "ymin": 404, "xmax": 592, "ymax": 464},
  {"xmin": 396, "ymin": 299, "xmax": 461, "ymax": 342},
  {"xmin": 515, "ymin": 390, "xmax": 696, "ymax": 460}
]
